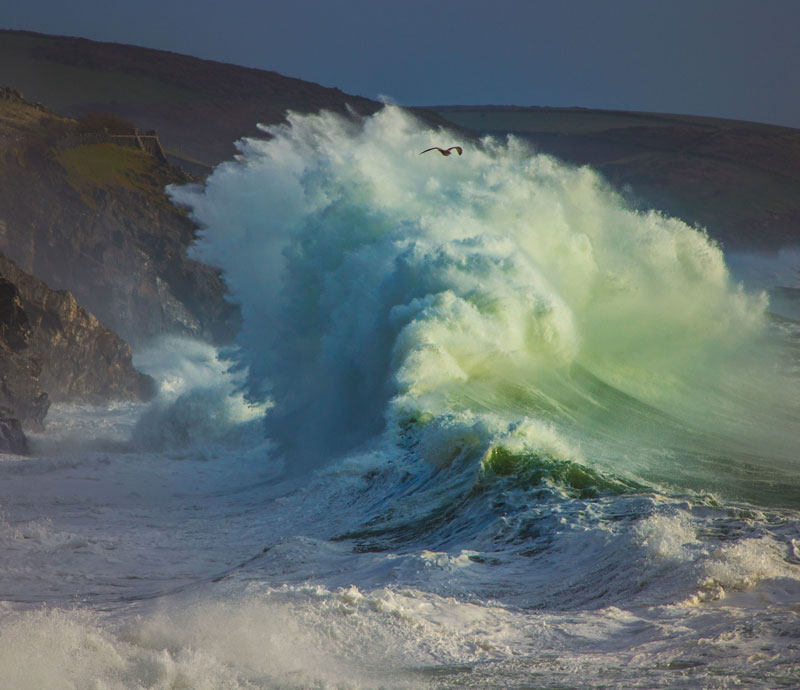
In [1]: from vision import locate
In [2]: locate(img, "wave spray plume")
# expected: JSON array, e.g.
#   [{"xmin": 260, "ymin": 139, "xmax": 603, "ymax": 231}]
[{"xmin": 171, "ymin": 107, "xmax": 799, "ymax": 504}]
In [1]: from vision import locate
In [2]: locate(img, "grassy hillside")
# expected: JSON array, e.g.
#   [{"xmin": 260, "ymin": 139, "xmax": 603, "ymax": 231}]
[
  {"xmin": 0, "ymin": 29, "xmax": 384, "ymax": 169},
  {"xmin": 0, "ymin": 30, "xmax": 452, "ymax": 172},
  {"xmin": 55, "ymin": 143, "xmax": 173, "ymax": 204},
  {"xmin": 433, "ymin": 106, "xmax": 800, "ymax": 251}
]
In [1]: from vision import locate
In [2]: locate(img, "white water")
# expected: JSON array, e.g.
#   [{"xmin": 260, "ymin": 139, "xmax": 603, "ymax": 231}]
[
  {"xmin": 1, "ymin": 107, "xmax": 799, "ymax": 689},
  {"xmin": 174, "ymin": 106, "xmax": 798, "ymax": 498}
]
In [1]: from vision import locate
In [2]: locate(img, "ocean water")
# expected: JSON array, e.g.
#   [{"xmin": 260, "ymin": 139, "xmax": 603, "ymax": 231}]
[{"xmin": 1, "ymin": 107, "xmax": 799, "ymax": 689}]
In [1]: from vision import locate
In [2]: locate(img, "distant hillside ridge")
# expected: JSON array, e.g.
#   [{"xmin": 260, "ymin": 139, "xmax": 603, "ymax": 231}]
[{"xmin": 0, "ymin": 29, "xmax": 455, "ymax": 171}]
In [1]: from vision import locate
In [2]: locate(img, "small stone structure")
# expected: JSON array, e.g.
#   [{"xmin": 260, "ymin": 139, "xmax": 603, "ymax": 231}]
[
  {"xmin": 2, "ymin": 87, "xmax": 169, "ymax": 165},
  {"xmin": 109, "ymin": 130, "xmax": 168, "ymax": 162},
  {"xmin": 56, "ymin": 129, "xmax": 167, "ymax": 162}
]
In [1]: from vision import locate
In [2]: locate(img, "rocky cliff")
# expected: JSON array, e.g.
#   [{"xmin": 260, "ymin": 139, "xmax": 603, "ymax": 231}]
[
  {"xmin": 0, "ymin": 253, "xmax": 154, "ymax": 404},
  {"xmin": 0, "ymin": 274, "xmax": 48, "ymax": 445},
  {"xmin": 0, "ymin": 88, "xmax": 238, "ymax": 347},
  {"xmin": 0, "ymin": 248, "xmax": 157, "ymax": 452}
]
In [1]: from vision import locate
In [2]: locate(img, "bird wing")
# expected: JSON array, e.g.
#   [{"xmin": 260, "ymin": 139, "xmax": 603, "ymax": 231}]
[
  {"xmin": 449, "ymin": 146, "xmax": 463, "ymax": 155},
  {"xmin": 419, "ymin": 147, "xmax": 440, "ymax": 155}
]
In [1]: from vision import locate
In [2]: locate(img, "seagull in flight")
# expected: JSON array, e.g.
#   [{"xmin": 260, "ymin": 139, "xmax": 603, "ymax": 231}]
[{"xmin": 419, "ymin": 146, "xmax": 463, "ymax": 156}]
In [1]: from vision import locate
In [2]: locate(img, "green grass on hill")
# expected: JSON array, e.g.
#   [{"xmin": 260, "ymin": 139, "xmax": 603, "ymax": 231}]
[{"xmin": 55, "ymin": 143, "xmax": 172, "ymax": 205}]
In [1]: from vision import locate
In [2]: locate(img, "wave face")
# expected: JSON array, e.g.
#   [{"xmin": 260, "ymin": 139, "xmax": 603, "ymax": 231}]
[{"xmin": 172, "ymin": 106, "xmax": 798, "ymax": 504}]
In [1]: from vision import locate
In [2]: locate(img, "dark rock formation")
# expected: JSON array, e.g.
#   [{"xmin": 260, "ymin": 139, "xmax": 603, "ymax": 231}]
[
  {"xmin": 0, "ymin": 276, "xmax": 49, "ymax": 437},
  {"xmin": 0, "ymin": 254, "xmax": 155, "ymax": 404},
  {"xmin": 0, "ymin": 236, "xmax": 154, "ymax": 453},
  {"xmin": 0, "ymin": 275, "xmax": 32, "ymax": 349},
  {"xmin": 0, "ymin": 411, "xmax": 27, "ymax": 455}
]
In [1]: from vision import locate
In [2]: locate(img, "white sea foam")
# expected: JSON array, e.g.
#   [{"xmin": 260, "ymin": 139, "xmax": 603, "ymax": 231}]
[
  {"xmin": 131, "ymin": 336, "xmax": 268, "ymax": 452},
  {"xmin": 171, "ymin": 106, "xmax": 798, "ymax": 501}
]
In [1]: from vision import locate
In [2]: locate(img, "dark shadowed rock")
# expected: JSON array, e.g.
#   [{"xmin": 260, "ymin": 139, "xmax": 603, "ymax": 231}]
[
  {"xmin": 0, "ymin": 254, "xmax": 155, "ymax": 404},
  {"xmin": 0, "ymin": 276, "xmax": 49, "ymax": 435},
  {"xmin": 0, "ymin": 276, "xmax": 32, "ymax": 350},
  {"xmin": 0, "ymin": 407, "xmax": 28, "ymax": 454}
]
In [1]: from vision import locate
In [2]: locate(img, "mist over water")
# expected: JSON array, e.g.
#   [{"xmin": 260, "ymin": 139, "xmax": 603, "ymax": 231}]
[{"xmin": 172, "ymin": 106, "xmax": 799, "ymax": 503}]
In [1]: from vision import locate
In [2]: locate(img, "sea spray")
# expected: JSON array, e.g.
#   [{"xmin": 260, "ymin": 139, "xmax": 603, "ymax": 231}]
[
  {"xmin": 171, "ymin": 106, "xmax": 798, "ymax": 502},
  {"xmin": 131, "ymin": 336, "xmax": 268, "ymax": 452}
]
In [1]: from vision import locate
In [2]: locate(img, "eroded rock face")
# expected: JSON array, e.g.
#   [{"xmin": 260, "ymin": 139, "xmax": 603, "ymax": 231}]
[
  {"xmin": 0, "ymin": 276, "xmax": 49, "ymax": 437},
  {"xmin": 0, "ymin": 161, "xmax": 239, "ymax": 348},
  {"xmin": 0, "ymin": 276, "xmax": 32, "ymax": 349},
  {"xmin": 0, "ymin": 254, "xmax": 155, "ymax": 404}
]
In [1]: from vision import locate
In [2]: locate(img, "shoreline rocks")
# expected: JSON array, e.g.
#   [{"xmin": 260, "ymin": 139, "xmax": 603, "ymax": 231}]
[{"xmin": 0, "ymin": 253, "xmax": 155, "ymax": 406}]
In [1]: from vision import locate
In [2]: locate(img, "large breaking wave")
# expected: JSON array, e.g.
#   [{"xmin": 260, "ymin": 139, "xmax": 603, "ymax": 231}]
[{"xmin": 170, "ymin": 106, "xmax": 799, "ymax": 505}]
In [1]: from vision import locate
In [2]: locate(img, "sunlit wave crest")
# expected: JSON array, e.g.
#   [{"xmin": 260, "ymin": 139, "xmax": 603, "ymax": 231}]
[{"xmin": 171, "ymin": 106, "xmax": 799, "ymax": 504}]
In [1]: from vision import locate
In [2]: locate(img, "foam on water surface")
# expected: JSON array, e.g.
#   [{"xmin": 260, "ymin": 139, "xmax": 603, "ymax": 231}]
[{"xmin": 1, "ymin": 107, "xmax": 799, "ymax": 689}]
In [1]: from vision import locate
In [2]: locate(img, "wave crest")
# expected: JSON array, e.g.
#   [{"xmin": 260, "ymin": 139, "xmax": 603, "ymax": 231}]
[{"xmin": 170, "ymin": 107, "xmax": 796, "ymax": 501}]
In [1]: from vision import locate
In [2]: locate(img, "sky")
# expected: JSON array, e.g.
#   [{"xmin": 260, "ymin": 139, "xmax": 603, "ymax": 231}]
[{"xmin": 3, "ymin": 0, "xmax": 800, "ymax": 128}]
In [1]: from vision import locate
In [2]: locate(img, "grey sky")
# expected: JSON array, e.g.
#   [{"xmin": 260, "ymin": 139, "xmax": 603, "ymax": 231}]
[{"xmin": 4, "ymin": 0, "xmax": 800, "ymax": 128}]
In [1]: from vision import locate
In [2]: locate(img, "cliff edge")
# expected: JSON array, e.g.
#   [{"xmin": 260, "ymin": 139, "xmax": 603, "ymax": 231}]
[{"xmin": 0, "ymin": 88, "xmax": 238, "ymax": 347}]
